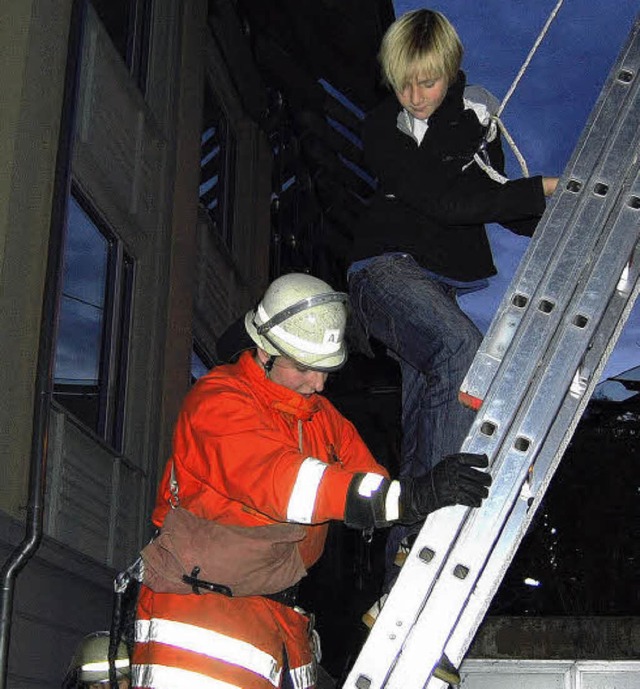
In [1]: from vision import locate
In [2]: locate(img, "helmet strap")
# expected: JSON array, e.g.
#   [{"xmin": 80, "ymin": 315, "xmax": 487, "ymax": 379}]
[{"xmin": 256, "ymin": 292, "xmax": 348, "ymax": 335}]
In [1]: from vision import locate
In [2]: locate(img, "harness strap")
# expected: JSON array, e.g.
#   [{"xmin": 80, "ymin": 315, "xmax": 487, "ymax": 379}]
[{"xmin": 263, "ymin": 583, "xmax": 300, "ymax": 608}]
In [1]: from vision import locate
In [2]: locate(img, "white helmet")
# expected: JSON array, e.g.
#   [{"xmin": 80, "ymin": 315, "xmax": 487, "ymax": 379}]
[
  {"xmin": 245, "ymin": 273, "xmax": 348, "ymax": 371},
  {"xmin": 65, "ymin": 631, "xmax": 130, "ymax": 685}
]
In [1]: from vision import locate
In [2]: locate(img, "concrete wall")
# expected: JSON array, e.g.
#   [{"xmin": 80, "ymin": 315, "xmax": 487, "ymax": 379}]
[{"xmin": 469, "ymin": 616, "xmax": 640, "ymax": 660}]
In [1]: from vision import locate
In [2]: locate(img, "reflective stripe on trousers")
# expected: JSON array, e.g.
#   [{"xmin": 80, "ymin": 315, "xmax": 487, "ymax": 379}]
[{"xmin": 134, "ymin": 617, "xmax": 316, "ymax": 689}]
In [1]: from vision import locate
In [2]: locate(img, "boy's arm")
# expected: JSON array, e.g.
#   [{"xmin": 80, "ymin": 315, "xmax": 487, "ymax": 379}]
[{"xmin": 363, "ymin": 109, "xmax": 546, "ymax": 228}]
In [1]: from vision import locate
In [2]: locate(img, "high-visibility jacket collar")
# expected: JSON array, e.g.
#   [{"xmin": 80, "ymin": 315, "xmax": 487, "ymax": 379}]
[{"xmin": 236, "ymin": 351, "xmax": 321, "ymax": 421}]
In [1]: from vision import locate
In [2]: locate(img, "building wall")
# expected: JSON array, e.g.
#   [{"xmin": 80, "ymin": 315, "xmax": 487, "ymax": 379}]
[
  {"xmin": 0, "ymin": 0, "xmax": 75, "ymax": 519},
  {"xmin": 469, "ymin": 616, "xmax": 640, "ymax": 660},
  {"xmin": 0, "ymin": 0, "xmax": 272, "ymax": 685}
]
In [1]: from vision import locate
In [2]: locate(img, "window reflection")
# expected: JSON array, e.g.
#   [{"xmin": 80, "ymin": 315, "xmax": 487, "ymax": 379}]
[
  {"xmin": 53, "ymin": 191, "xmax": 133, "ymax": 450},
  {"xmin": 200, "ymin": 83, "xmax": 235, "ymax": 248},
  {"xmin": 55, "ymin": 197, "xmax": 108, "ymax": 389}
]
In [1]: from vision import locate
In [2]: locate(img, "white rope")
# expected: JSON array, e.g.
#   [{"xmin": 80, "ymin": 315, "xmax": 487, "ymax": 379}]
[
  {"xmin": 470, "ymin": 152, "xmax": 509, "ymax": 184},
  {"xmin": 496, "ymin": 0, "xmax": 565, "ymax": 119},
  {"xmin": 489, "ymin": 0, "xmax": 565, "ymax": 177},
  {"xmin": 495, "ymin": 117, "xmax": 530, "ymax": 178}
]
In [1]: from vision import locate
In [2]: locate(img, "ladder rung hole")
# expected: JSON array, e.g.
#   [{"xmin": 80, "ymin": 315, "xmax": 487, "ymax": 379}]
[
  {"xmin": 573, "ymin": 314, "xmax": 588, "ymax": 328},
  {"xmin": 628, "ymin": 196, "xmax": 640, "ymax": 210},
  {"xmin": 480, "ymin": 421, "xmax": 496, "ymax": 436},
  {"xmin": 514, "ymin": 437, "xmax": 530, "ymax": 452},
  {"xmin": 618, "ymin": 69, "xmax": 634, "ymax": 84},
  {"xmin": 419, "ymin": 547, "xmax": 435, "ymax": 563},
  {"xmin": 453, "ymin": 565, "xmax": 469, "ymax": 580},
  {"xmin": 566, "ymin": 180, "xmax": 582, "ymax": 193},
  {"xmin": 512, "ymin": 293, "xmax": 528, "ymax": 308},
  {"xmin": 538, "ymin": 299, "xmax": 555, "ymax": 313},
  {"xmin": 593, "ymin": 182, "xmax": 609, "ymax": 196}
]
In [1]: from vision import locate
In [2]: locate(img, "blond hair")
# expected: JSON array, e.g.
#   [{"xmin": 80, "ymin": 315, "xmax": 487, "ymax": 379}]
[{"xmin": 379, "ymin": 9, "xmax": 463, "ymax": 92}]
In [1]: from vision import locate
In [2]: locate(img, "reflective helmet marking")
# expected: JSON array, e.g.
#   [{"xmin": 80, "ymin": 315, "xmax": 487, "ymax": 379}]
[
  {"xmin": 81, "ymin": 659, "xmax": 130, "ymax": 673},
  {"xmin": 255, "ymin": 303, "xmax": 344, "ymax": 356}
]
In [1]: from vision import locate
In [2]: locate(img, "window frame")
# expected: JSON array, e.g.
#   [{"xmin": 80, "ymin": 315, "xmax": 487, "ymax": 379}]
[
  {"xmin": 90, "ymin": 0, "xmax": 154, "ymax": 92},
  {"xmin": 53, "ymin": 184, "xmax": 135, "ymax": 451},
  {"xmin": 199, "ymin": 80, "xmax": 236, "ymax": 249}
]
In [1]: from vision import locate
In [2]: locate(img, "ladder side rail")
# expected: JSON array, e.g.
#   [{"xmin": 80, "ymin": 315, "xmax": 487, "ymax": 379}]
[
  {"xmin": 462, "ymin": 130, "xmax": 637, "ymax": 402},
  {"xmin": 340, "ymin": 290, "xmax": 577, "ymax": 689},
  {"xmin": 341, "ymin": 504, "xmax": 472, "ymax": 689},
  {"xmin": 433, "ymin": 242, "xmax": 640, "ymax": 685},
  {"xmin": 461, "ymin": 27, "xmax": 640, "ymax": 402},
  {"xmin": 382, "ymin": 187, "xmax": 640, "ymax": 689},
  {"xmin": 342, "ymin": 323, "xmax": 547, "ymax": 689}
]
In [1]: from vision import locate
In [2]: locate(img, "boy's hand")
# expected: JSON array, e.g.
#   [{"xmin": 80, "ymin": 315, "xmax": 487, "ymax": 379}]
[{"xmin": 543, "ymin": 176, "xmax": 559, "ymax": 197}]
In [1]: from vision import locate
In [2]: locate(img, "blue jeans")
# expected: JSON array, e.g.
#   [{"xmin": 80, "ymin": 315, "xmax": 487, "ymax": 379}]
[{"xmin": 348, "ymin": 254, "xmax": 482, "ymax": 588}]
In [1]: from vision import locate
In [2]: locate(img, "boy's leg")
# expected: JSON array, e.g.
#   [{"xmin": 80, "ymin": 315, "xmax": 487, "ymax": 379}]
[
  {"xmin": 348, "ymin": 254, "xmax": 482, "ymax": 588},
  {"xmin": 348, "ymin": 253, "xmax": 481, "ymax": 467}
]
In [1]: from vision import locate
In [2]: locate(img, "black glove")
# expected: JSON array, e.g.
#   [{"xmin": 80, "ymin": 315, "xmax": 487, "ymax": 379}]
[{"xmin": 399, "ymin": 452, "xmax": 492, "ymax": 524}]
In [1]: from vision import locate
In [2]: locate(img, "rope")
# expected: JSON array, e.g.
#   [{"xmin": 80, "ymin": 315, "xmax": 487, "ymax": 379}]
[
  {"xmin": 496, "ymin": 0, "xmax": 565, "ymax": 119},
  {"xmin": 495, "ymin": 118, "xmax": 530, "ymax": 178},
  {"xmin": 489, "ymin": 0, "xmax": 565, "ymax": 177}
]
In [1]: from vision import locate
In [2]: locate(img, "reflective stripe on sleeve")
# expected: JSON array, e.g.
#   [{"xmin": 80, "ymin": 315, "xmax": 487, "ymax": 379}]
[
  {"xmin": 132, "ymin": 663, "xmax": 242, "ymax": 689},
  {"xmin": 289, "ymin": 661, "xmax": 317, "ymax": 689},
  {"xmin": 356, "ymin": 473, "xmax": 384, "ymax": 497},
  {"xmin": 286, "ymin": 457, "xmax": 327, "ymax": 524},
  {"xmin": 385, "ymin": 480, "xmax": 401, "ymax": 522},
  {"xmin": 135, "ymin": 618, "xmax": 281, "ymax": 686}
]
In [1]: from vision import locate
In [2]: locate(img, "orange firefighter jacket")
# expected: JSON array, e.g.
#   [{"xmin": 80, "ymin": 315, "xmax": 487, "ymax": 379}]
[{"xmin": 133, "ymin": 351, "xmax": 388, "ymax": 689}]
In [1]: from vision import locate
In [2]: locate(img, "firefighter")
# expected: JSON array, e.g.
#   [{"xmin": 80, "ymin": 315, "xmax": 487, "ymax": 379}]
[
  {"xmin": 132, "ymin": 273, "xmax": 491, "ymax": 688},
  {"xmin": 62, "ymin": 631, "xmax": 131, "ymax": 688}
]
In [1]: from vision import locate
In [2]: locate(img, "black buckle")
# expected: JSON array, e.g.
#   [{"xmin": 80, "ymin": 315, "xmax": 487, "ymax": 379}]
[{"xmin": 182, "ymin": 567, "xmax": 232, "ymax": 596}]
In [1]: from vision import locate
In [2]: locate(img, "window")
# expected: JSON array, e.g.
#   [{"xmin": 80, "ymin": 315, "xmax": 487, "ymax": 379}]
[
  {"xmin": 199, "ymin": 82, "xmax": 236, "ymax": 248},
  {"xmin": 53, "ymin": 190, "xmax": 134, "ymax": 450},
  {"xmin": 91, "ymin": 0, "xmax": 153, "ymax": 91}
]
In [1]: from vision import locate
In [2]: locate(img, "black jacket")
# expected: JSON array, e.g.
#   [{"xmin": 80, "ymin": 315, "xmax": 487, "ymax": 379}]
[{"xmin": 351, "ymin": 72, "xmax": 546, "ymax": 281}]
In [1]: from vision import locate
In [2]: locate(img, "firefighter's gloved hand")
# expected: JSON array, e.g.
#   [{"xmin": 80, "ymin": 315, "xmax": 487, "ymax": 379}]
[{"xmin": 399, "ymin": 453, "xmax": 491, "ymax": 524}]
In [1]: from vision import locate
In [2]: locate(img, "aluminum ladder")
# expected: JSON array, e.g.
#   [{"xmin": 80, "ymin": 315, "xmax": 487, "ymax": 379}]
[{"xmin": 343, "ymin": 15, "xmax": 640, "ymax": 689}]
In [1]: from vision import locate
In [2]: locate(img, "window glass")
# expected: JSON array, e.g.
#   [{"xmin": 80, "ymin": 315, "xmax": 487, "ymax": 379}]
[
  {"xmin": 53, "ymin": 191, "xmax": 133, "ymax": 449},
  {"xmin": 200, "ymin": 83, "xmax": 235, "ymax": 247},
  {"xmin": 54, "ymin": 198, "xmax": 110, "ymax": 431}
]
